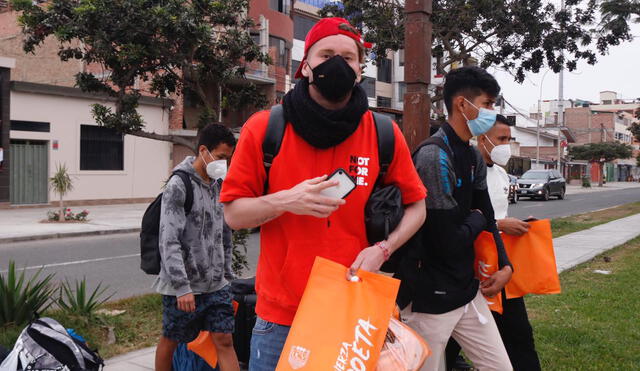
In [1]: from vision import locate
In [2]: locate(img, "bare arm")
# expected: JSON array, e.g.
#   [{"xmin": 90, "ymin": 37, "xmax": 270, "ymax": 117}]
[
  {"xmin": 349, "ymin": 199, "xmax": 426, "ymax": 274},
  {"xmin": 385, "ymin": 199, "xmax": 426, "ymax": 253},
  {"xmin": 224, "ymin": 175, "xmax": 345, "ymax": 230}
]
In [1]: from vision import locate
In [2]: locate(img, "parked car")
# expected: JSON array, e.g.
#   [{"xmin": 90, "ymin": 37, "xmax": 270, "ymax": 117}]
[
  {"xmin": 517, "ymin": 169, "xmax": 566, "ymax": 201},
  {"xmin": 508, "ymin": 174, "xmax": 519, "ymax": 204}
]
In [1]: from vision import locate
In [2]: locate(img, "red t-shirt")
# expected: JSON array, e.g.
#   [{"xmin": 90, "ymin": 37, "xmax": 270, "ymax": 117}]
[{"xmin": 220, "ymin": 109, "xmax": 426, "ymax": 325}]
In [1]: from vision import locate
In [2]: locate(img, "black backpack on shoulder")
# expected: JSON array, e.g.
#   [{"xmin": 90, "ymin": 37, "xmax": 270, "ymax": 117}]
[
  {"xmin": 378, "ymin": 135, "xmax": 455, "ymax": 273},
  {"xmin": 139, "ymin": 170, "xmax": 194, "ymax": 275}
]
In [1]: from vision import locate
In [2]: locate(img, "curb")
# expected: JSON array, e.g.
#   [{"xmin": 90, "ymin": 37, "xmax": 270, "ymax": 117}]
[{"xmin": 0, "ymin": 227, "xmax": 141, "ymax": 244}]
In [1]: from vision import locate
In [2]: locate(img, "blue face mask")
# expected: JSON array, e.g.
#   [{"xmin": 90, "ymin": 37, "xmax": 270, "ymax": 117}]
[{"xmin": 462, "ymin": 98, "xmax": 498, "ymax": 136}]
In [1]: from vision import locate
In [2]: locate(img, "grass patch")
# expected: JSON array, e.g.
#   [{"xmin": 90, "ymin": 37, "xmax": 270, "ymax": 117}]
[
  {"xmin": 551, "ymin": 201, "xmax": 640, "ymax": 237},
  {"xmin": 0, "ymin": 293, "xmax": 162, "ymax": 359},
  {"xmin": 526, "ymin": 237, "xmax": 640, "ymax": 369}
]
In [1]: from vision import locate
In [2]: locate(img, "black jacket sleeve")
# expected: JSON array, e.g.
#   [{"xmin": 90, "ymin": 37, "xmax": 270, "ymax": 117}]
[{"xmin": 415, "ymin": 145, "xmax": 488, "ymax": 259}]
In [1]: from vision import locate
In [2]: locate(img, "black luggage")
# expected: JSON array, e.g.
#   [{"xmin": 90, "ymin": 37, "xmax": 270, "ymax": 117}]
[{"xmin": 231, "ymin": 277, "xmax": 257, "ymax": 366}]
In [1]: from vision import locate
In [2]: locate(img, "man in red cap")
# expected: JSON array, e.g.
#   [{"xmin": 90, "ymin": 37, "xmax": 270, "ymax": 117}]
[{"xmin": 221, "ymin": 17, "xmax": 427, "ymax": 370}]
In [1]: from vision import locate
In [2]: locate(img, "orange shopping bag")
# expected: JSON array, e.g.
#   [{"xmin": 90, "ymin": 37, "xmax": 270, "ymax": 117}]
[
  {"xmin": 376, "ymin": 317, "xmax": 431, "ymax": 371},
  {"xmin": 502, "ymin": 219, "xmax": 561, "ymax": 298},
  {"xmin": 473, "ymin": 232, "xmax": 504, "ymax": 314},
  {"xmin": 187, "ymin": 300, "xmax": 240, "ymax": 368},
  {"xmin": 276, "ymin": 257, "xmax": 400, "ymax": 370}
]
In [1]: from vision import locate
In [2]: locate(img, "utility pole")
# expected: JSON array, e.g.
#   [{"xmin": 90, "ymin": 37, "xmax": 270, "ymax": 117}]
[
  {"xmin": 536, "ymin": 99, "xmax": 541, "ymax": 167},
  {"xmin": 588, "ymin": 108, "xmax": 592, "ymax": 143},
  {"xmin": 403, "ymin": 0, "xmax": 432, "ymax": 150},
  {"xmin": 557, "ymin": 0, "xmax": 565, "ymax": 173}
]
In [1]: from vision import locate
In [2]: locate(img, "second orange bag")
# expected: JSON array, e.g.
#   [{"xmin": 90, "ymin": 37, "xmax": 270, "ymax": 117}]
[
  {"xmin": 501, "ymin": 219, "xmax": 561, "ymax": 298},
  {"xmin": 474, "ymin": 219, "xmax": 561, "ymax": 301},
  {"xmin": 276, "ymin": 257, "xmax": 400, "ymax": 370}
]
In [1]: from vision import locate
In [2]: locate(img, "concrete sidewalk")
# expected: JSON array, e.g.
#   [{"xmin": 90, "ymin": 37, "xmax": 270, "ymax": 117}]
[
  {"xmin": 566, "ymin": 181, "xmax": 640, "ymax": 195},
  {"xmin": 103, "ymin": 212, "xmax": 640, "ymax": 370},
  {"xmin": 0, "ymin": 203, "xmax": 148, "ymax": 242}
]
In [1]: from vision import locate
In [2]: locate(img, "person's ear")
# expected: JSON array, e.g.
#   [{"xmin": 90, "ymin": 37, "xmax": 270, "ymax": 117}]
[
  {"xmin": 456, "ymin": 95, "xmax": 467, "ymax": 115},
  {"xmin": 301, "ymin": 60, "xmax": 311, "ymax": 79}
]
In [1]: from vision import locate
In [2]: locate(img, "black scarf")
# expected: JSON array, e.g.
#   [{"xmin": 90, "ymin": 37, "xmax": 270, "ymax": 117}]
[{"xmin": 282, "ymin": 78, "xmax": 369, "ymax": 149}]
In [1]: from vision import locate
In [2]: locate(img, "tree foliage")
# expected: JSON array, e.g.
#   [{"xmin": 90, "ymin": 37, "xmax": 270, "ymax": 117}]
[
  {"xmin": 12, "ymin": 0, "xmax": 270, "ymax": 148},
  {"xmin": 599, "ymin": 0, "xmax": 640, "ymax": 50},
  {"xmin": 569, "ymin": 142, "xmax": 633, "ymax": 162},
  {"xmin": 320, "ymin": 0, "xmax": 636, "ymax": 82}
]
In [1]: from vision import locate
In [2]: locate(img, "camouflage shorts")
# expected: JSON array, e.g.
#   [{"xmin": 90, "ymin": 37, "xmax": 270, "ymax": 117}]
[{"xmin": 162, "ymin": 285, "xmax": 234, "ymax": 343}]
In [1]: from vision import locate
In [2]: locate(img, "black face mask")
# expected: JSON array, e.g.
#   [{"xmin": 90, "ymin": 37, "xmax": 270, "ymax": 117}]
[{"xmin": 310, "ymin": 55, "xmax": 357, "ymax": 103}]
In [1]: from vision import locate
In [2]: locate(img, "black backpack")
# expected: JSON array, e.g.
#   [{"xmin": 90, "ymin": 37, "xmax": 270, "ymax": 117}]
[
  {"xmin": 140, "ymin": 170, "xmax": 194, "ymax": 275},
  {"xmin": 263, "ymin": 105, "xmax": 404, "ymax": 268},
  {"xmin": 230, "ymin": 277, "xmax": 257, "ymax": 367},
  {"xmin": 378, "ymin": 135, "xmax": 456, "ymax": 273},
  {"xmin": 0, "ymin": 317, "xmax": 104, "ymax": 370}
]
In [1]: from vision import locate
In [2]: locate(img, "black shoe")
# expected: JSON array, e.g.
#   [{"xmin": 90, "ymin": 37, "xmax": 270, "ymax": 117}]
[{"xmin": 451, "ymin": 355, "xmax": 474, "ymax": 370}]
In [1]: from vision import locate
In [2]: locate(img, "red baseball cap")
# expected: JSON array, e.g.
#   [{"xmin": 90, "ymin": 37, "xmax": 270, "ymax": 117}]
[{"xmin": 294, "ymin": 17, "xmax": 372, "ymax": 79}]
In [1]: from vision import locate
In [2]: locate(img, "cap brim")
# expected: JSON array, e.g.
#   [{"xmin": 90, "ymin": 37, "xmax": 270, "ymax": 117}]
[{"xmin": 294, "ymin": 59, "xmax": 305, "ymax": 79}]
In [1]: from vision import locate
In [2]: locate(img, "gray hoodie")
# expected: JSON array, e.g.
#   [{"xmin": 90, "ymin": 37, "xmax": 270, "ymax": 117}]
[{"xmin": 152, "ymin": 156, "xmax": 234, "ymax": 297}]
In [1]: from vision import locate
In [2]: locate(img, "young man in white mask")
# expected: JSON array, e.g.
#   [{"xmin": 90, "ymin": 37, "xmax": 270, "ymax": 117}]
[
  {"xmin": 154, "ymin": 123, "xmax": 239, "ymax": 371},
  {"xmin": 477, "ymin": 114, "xmax": 541, "ymax": 370}
]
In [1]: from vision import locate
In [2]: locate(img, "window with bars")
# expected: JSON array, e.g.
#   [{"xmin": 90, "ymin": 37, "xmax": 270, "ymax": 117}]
[
  {"xmin": 294, "ymin": 15, "xmax": 317, "ymax": 40},
  {"xmin": 377, "ymin": 58, "xmax": 392, "ymax": 83},
  {"xmin": 80, "ymin": 125, "xmax": 124, "ymax": 171},
  {"xmin": 361, "ymin": 77, "xmax": 376, "ymax": 98},
  {"xmin": 269, "ymin": 0, "xmax": 291, "ymax": 14},
  {"xmin": 377, "ymin": 96, "xmax": 391, "ymax": 108},
  {"xmin": 269, "ymin": 36, "xmax": 289, "ymax": 68}
]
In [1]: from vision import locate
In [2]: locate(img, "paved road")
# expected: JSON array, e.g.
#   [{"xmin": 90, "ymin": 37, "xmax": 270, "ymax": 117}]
[
  {"xmin": 3, "ymin": 187, "xmax": 639, "ymax": 300},
  {"xmin": 508, "ymin": 186, "xmax": 640, "ymax": 220},
  {"xmin": 0, "ymin": 232, "xmax": 260, "ymax": 300}
]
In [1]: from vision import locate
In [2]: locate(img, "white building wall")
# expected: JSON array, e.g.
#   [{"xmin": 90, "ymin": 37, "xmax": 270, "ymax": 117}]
[
  {"xmin": 10, "ymin": 90, "xmax": 171, "ymax": 202},
  {"xmin": 511, "ymin": 127, "xmax": 555, "ymax": 147}
]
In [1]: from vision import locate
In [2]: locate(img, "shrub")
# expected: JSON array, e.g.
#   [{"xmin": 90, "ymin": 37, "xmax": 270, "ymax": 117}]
[
  {"xmin": 57, "ymin": 278, "xmax": 114, "ymax": 317},
  {"xmin": 0, "ymin": 261, "xmax": 56, "ymax": 327}
]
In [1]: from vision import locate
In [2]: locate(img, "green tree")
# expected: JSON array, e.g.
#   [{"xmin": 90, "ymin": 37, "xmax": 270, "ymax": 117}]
[
  {"xmin": 569, "ymin": 142, "xmax": 633, "ymax": 186},
  {"xmin": 599, "ymin": 0, "xmax": 640, "ymax": 51},
  {"xmin": 320, "ymin": 0, "xmax": 635, "ymax": 86},
  {"xmin": 12, "ymin": 0, "xmax": 270, "ymax": 149},
  {"xmin": 49, "ymin": 163, "xmax": 74, "ymax": 222}
]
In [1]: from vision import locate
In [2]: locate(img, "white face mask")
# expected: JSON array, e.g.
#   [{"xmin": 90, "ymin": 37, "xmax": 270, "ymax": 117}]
[
  {"xmin": 484, "ymin": 137, "xmax": 512, "ymax": 166},
  {"xmin": 207, "ymin": 159, "xmax": 227, "ymax": 180},
  {"xmin": 201, "ymin": 151, "xmax": 228, "ymax": 180}
]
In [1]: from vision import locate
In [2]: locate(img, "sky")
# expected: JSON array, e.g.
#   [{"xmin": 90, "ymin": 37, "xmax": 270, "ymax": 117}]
[{"xmin": 489, "ymin": 23, "xmax": 640, "ymax": 114}]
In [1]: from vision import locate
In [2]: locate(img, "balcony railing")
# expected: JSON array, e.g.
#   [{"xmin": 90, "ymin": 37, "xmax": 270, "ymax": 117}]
[{"xmin": 297, "ymin": 0, "xmax": 339, "ymax": 9}]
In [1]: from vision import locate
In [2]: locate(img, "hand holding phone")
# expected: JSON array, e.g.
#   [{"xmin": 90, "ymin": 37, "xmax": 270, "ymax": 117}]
[{"xmin": 319, "ymin": 168, "xmax": 356, "ymax": 199}]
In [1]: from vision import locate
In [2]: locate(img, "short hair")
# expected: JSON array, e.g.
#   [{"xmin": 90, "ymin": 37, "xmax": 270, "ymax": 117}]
[
  {"xmin": 443, "ymin": 66, "xmax": 501, "ymax": 113},
  {"xmin": 196, "ymin": 123, "xmax": 236, "ymax": 151},
  {"xmin": 338, "ymin": 22, "xmax": 367, "ymax": 63},
  {"xmin": 495, "ymin": 114, "xmax": 515, "ymax": 126}
]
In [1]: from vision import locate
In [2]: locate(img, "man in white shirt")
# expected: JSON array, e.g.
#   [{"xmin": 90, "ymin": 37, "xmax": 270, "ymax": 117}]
[{"xmin": 476, "ymin": 114, "xmax": 541, "ymax": 370}]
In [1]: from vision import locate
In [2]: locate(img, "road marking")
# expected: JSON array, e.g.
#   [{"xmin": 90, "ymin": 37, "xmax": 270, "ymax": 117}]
[{"xmin": 0, "ymin": 253, "xmax": 140, "ymax": 273}]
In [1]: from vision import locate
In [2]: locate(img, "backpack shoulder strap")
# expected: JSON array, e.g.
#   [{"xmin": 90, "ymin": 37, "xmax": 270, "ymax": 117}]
[
  {"xmin": 172, "ymin": 170, "xmax": 193, "ymax": 215},
  {"xmin": 372, "ymin": 112, "xmax": 395, "ymax": 186},
  {"xmin": 413, "ymin": 136, "xmax": 454, "ymax": 163},
  {"xmin": 262, "ymin": 104, "xmax": 286, "ymax": 193}
]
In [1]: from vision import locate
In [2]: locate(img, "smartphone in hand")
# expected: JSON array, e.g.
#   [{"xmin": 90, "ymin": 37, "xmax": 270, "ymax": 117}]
[
  {"xmin": 320, "ymin": 168, "xmax": 356, "ymax": 199},
  {"xmin": 523, "ymin": 217, "xmax": 538, "ymax": 222}
]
